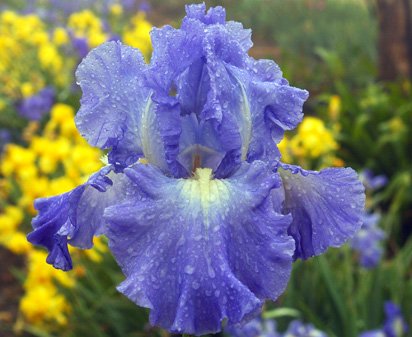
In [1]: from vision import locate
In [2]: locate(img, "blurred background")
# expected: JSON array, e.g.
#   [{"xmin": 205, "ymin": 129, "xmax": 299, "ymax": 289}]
[{"xmin": 0, "ymin": 0, "xmax": 410, "ymax": 336}]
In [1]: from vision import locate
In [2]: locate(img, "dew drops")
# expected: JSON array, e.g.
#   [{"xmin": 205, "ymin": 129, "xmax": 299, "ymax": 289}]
[
  {"xmin": 184, "ymin": 265, "xmax": 195, "ymax": 275},
  {"xmin": 191, "ymin": 281, "xmax": 200, "ymax": 290}
]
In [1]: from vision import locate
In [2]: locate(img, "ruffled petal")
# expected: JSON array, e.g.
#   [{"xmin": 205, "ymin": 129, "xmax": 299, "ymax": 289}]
[
  {"xmin": 185, "ymin": 3, "xmax": 226, "ymax": 25},
  {"xmin": 27, "ymin": 166, "xmax": 131, "ymax": 270},
  {"xmin": 147, "ymin": 22, "xmax": 245, "ymax": 177},
  {"xmin": 76, "ymin": 41, "xmax": 172, "ymax": 171},
  {"xmin": 104, "ymin": 161, "xmax": 294, "ymax": 335},
  {"xmin": 278, "ymin": 163, "xmax": 365, "ymax": 260},
  {"xmin": 146, "ymin": 4, "xmax": 308, "ymax": 176}
]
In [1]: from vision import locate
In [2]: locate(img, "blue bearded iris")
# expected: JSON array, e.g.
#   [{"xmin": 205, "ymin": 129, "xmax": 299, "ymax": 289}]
[{"xmin": 27, "ymin": 3, "xmax": 365, "ymax": 335}]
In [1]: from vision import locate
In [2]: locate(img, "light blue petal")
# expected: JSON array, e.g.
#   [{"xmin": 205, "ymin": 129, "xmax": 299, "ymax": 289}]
[
  {"xmin": 104, "ymin": 161, "xmax": 294, "ymax": 335},
  {"xmin": 278, "ymin": 164, "xmax": 365, "ymax": 260},
  {"xmin": 76, "ymin": 41, "xmax": 170, "ymax": 171},
  {"xmin": 27, "ymin": 166, "xmax": 132, "ymax": 270}
]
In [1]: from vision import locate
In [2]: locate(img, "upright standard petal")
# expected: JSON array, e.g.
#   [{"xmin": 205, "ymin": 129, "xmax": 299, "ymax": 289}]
[
  {"xmin": 27, "ymin": 167, "xmax": 131, "ymax": 270},
  {"xmin": 76, "ymin": 41, "xmax": 173, "ymax": 171},
  {"xmin": 277, "ymin": 163, "xmax": 365, "ymax": 260},
  {"xmin": 145, "ymin": 3, "xmax": 308, "ymax": 177},
  {"xmin": 105, "ymin": 161, "xmax": 294, "ymax": 335}
]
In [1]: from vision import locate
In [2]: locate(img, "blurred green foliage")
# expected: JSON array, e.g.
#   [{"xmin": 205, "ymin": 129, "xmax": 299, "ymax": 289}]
[
  {"xmin": 225, "ymin": 0, "xmax": 377, "ymax": 91},
  {"xmin": 335, "ymin": 81, "xmax": 412, "ymax": 242}
]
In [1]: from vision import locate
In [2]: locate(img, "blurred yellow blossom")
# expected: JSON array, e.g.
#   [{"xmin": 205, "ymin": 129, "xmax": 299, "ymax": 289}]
[
  {"xmin": 38, "ymin": 43, "xmax": 63, "ymax": 73},
  {"xmin": 1, "ymin": 103, "xmax": 102, "ymax": 216},
  {"xmin": 110, "ymin": 3, "xmax": 124, "ymax": 16},
  {"xmin": 278, "ymin": 116, "xmax": 341, "ymax": 169},
  {"xmin": 0, "ymin": 206, "xmax": 30, "ymax": 254},
  {"xmin": 68, "ymin": 10, "xmax": 107, "ymax": 48},
  {"xmin": 4, "ymin": 232, "xmax": 32, "ymax": 254},
  {"xmin": 278, "ymin": 137, "xmax": 292, "ymax": 164},
  {"xmin": 82, "ymin": 237, "xmax": 108, "ymax": 263},
  {"xmin": 328, "ymin": 95, "xmax": 341, "ymax": 121},
  {"xmin": 290, "ymin": 116, "xmax": 338, "ymax": 158},
  {"xmin": 123, "ymin": 12, "xmax": 152, "ymax": 60},
  {"xmin": 0, "ymin": 11, "xmax": 72, "ymax": 100},
  {"xmin": 0, "ymin": 7, "xmax": 157, "ymax": 330},
  {"xmin": 0, "ymin": 206, "xmax": 23, "ymax": 234},
  {"xmin": 25, "ymin": 251, "xmax": 75, "ymax": 289},
  {"xmin": 52, "ymin": 27, "xmax": 70, "ymax": 46},
  {"xmin": 1, "ymin": 144, "xmax": 36, "ymax": 177},
  {"xmin": 20, "ymin": 285, "xmax": 70, "ymax": 326},
  {"xmin": 21, "ymin": 82, "xmax": 35, "ymax": 98},
  {"xmin": 388, "ymin": 116, "xmax": 406, "ymax": 134}
]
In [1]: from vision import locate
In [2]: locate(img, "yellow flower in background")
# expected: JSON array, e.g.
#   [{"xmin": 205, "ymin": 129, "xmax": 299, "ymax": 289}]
[
  {"xmin": 0, "ymin": 144, "xmax": 36, "ymax": 177},
  {"xmin": 38, "ymin": 43, "xmax": 63, "ymax": 72},
  {"xmin": 123, "ymin": 12, "xmax": 152, "ymax": 60},
  {"xmin": 278, "ymin": 116, "xmax": 341, "ymax": 169},
  {"xmin": 110, "ymin": 3, "xmax": 124, "ymax": 16},
  {"xmin": 0, "ymin": 206, "xmax": 31, "ymax": 254},
  {"xmin": 49, "ymin": 176, "xmax": 77, "ymax": 196},
  {"xmin": 388, "ymin": 116, "xmax": 406, "ymax": 134},
  {"xmin": 328, "ymin": 95, "xmax": 341, "ymax": 121},
  {"xmin": 45, "ymin": 103, "xmax": 81, "ymax": 139},
  {"xmin": 0, "ymin": 206, "xmax": 23, "ymax": 234},
  {"xmin": 52, "ymin": 27, "xmax": 69, "ymax": 46},
  {"xmin": 0, "ymin": 11, "xmax": 72, "ymax": 100},
  {"xmin": 0, "ymin": 6, "xmax": 155, "ymax": 331},
  {"xmin": 290, "ymin": 116, "xmax": 338, "ymax": 158},
  {"xmin": 5, "ymin": 232, "xmax": 32, "ymax": 254},
  {"xmin": 25, "ymin": 251, "xmax": 75, "ymax": 289},
  {"xmin": 1, "ymin": 103, "xmax": 103, "ymax": 216},
  {"xmin": 21, "ymin": 82, "xmax": 35, "ymax": 98},
  {"xmin": 68, "ymin": 10, "xmax": 107, "ymax": 48},
  {"xmin": 81, "ymin": 237, "xmax": 108, "ymax": 263},
  {"xmin": 20, "ymin": 285, "xmax": 70, "ymax": 326},
  {"xmin": 278, "ymin": 137, "xmax": 292, "ymax": 164}
]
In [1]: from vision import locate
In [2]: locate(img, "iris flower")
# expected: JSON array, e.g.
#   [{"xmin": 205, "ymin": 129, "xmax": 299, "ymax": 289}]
[
  {"xmin": 28, "ymin": 4, "xmax": 365, "ymax": 335},
  {"xmin": 17, "ymin": 87, "xmax": 54, "ymax": 120},
  {"xmin": 226, "ymin": 318, "xmax": 279, "ymax": 337},
  {"xmin": 359, "ymin": 302, "xmax": 408, "ymax": 337},
  {"xmin": 283, "ymin": 320, "xmax": 328, "ymax": 337},
  {"xmin": 351, "ymin": 212, "xmax": 386, "ymax": 268}
]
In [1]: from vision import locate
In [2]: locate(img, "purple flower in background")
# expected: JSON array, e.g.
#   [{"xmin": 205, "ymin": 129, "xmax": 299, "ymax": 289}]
[
  {"xmin": 361, "ymin": 169, "xmax": 388, "ymax": 191},
  {"xmin": 17, "ymin": 87, "xmax": 54, "ymax": 120},
  {"xmin": 283, "ymin": 320, "xmax": 328, "ymax": 337},
  {"xmin": 70, "ymin": 34, "xmax": 90, "ymax": 59},
  {"xmin": 359, "ymin": 331, "xmax": 386, "ymax": 337},
  {"xmin": 226, "ymin": 318, "xmax": 280, "ymax": 337},
  {"xmin": 27, "ymin": 3, "xmax": 365, "ymax": 335},
  {"xmin": 138, "ymin": 0, "xmax": 151, "ymax": 12},
  {"xmin": 351, "ymin": 212, "xmax": 386, "ymax": 268},
  {"xmin": 383, "ymin": 302, "xmax": 408, "ymax": 337},
  {"xmin": 360, "ymin": 302, "xmax": 408, "ymax": 337},
  {"xmin": 0, "ymin": 129, "xmax": 11, "ymax": 152}
]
